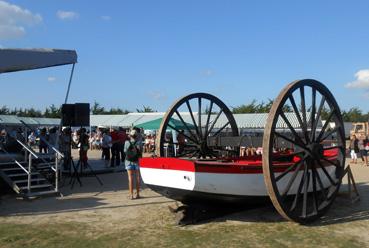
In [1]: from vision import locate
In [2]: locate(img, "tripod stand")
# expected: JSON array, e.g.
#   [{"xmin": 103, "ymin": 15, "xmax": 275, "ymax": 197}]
[
  {"xmin": 70, "ymin": 154, "xmax": 103, "ymax": 189},
  {"xmin": 65, "ymin": 127, "xmax": 103, "ymax": 189},
  {"xmin": 68, "ymin": 155, "xmax": 81, "ymax": 188}
]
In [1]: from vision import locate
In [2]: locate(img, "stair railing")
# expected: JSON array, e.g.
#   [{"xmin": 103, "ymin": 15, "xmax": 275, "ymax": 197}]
[
  {"xmin": 20, "ymin": 120, "xmax": 65, "ymax": 192},
  {"xmin": 16, "ymin": 139, "xmax": 62, "ymax": 193},
  {"xmin": 0, "ymin": 141, "xmax": 37, "ymax": 193},
  {"xmin": 15, "ymin": 140, "xmax": 39, "ymax": 193}
]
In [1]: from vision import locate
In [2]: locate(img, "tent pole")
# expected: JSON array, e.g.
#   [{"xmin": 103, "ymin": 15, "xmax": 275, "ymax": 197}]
[{"xmin": 64, "ymin": 63, "xmax": 75, "ymax": 104}]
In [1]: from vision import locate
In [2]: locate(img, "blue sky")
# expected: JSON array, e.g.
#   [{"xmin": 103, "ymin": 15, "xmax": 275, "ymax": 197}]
[{"xmin": 1, "ymin": 0, "xmax": 369, "ymax": 112}]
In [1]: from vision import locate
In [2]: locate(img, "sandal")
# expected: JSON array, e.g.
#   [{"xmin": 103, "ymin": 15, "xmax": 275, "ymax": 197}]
[{"xmin": 128, "ymin": 194, "xmax": 134, "ymax": 200}]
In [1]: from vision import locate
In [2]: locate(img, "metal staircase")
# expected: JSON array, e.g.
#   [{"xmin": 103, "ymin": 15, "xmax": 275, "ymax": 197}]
[{"xmin": 0, "ymin": 128, "xmax": 63, "ymax": 199}]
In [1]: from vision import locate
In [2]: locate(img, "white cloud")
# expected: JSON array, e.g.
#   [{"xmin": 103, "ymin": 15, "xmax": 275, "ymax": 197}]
[
  {"xmin": 148, "ymin": 91, "xmax": 167, "ymax": 101},
  {"xmin": 201, "ymin": 69, "xmax": 214, "ymax": 77},
  {"xmin": 345, "ymin": 69, "xmax": 369, "ymax": 89},
  {"xmin": 56, "ymin": 10, "xmax": 79, "ymax": 20},
  {"xmin": 47, "ymin": 76, "xmax": 56, "ymax": 82},
  {"xmin": 0, "ymin": 0, "xmax": 42, "ymax": 40},
  {"xmin": 101, "ymin": 15, "xmax": 111, "ymax": 21}
]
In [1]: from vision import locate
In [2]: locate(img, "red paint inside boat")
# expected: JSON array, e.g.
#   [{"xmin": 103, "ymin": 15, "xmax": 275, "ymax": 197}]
[{"xmin": 140, "ymin": 149, "xmax": 339, "ymax": 174}]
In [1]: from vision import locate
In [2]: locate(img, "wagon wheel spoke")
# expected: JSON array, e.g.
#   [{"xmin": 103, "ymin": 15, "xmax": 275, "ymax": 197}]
[
  {"xmin": 189, "ymin": 151, "xmax": 199, "ymax": 158},
  {"xmin": 212, "ymin": 121, "xmax": 230, "ymax": 137},
  {"xmin": 280, "ymin": 156, "xmax": 307, "ymax": 196},
  {"xmin": 309, "ymin": 88, "xmax": 317, "ymax": 141},
  {"xmin": 312, "ymin": 163, "xmax": 328, "ymax": 202},
  {"xmin": 274, "ymin": 132, "xmax": 308, "ymax": 151},
  {"xmin": 320, "ymin": 127, "xmax": 339, "ymax": 142},
  {"xmin": 175, "ymin": 110, "xmax": 198, "ymax": 143},
  {"xmin": 315, "ymin": 158, "xmax": 338, "ymax": 186},
  {"xmin": 310, "ymin": 162, "xmax": 318, "ymax": 214},
  {"xmin": 320, "ymin": 157, "xmax": 340, "ymax": 167},
  {"xmin": 204, "ymin": 101, "xmax": 214, "ymax": 138},
  {"xmin": 167, "ymin": 124, "xmax": 198, "ymax": 144},
  {"xmin": 302, "ymin": 170, "xmax": 311, "ymax": 218},
  {"xmin": 289, "ymin": 96, "xmax": 305, "ymax": 135},
  {"xmin": 279, "ymin": 111, "xmax": 305, "ymax": 146},
  {"xmin": 311, "ymin": 96, "xmax": 325, "ymax": 140},
  {"xmin": 316, "ymin": 110, "xmax": 335, "ymax": 142},
  {"xmin": 290, "ymin": 161, "xmax": 308, "ymax": 212},
  {"xmin": 299, "ymin": 86, "xmax": 309, "ymax": 142},
  {"xmin": 275, "ymin": 155, "xmax": 306, "ymax": 182},
  {"xmin": 198, "ymin": 97, "xmax": 202, "ymax": 139},
  {"xmin": 186, "ymin": 100, "xmax": 200, "ymax": 138},
  {"xmin": 207, "ymin": 109, "xmax": 224, "ymax": 135}
]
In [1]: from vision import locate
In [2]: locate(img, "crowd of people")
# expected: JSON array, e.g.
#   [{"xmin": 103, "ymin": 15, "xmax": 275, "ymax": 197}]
[
  {"xmin": 85, "ymin": 127, "xmax": 156, "ymax": 167},
  {"xmin": 26, "ymin": 126, "xmax": 154, "ymax": 200},
  {"xmin": 349, "ymin": 134, "xmax": 369, "ymax": 165}
]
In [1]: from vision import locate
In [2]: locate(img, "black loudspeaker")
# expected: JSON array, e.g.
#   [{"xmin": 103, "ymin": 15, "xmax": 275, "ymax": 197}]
[
  {"xmin": 61, "ymin": 104, "xmax": 75, "ymax": 126},
  {"xmin": 74, "ymin": 103, "xmax": 90, "ymax": 126}
]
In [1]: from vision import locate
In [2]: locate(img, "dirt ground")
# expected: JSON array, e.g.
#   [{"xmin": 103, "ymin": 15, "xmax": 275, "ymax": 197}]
[{"xmin": 0, "ymin": 149, "xmax": 369, "ymax": 247}]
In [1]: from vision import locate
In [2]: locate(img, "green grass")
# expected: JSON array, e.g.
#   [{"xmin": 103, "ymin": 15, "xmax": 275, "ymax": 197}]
[{"xmin": 0, "ymin": 220, "xmax": 365, "ymax": 248}]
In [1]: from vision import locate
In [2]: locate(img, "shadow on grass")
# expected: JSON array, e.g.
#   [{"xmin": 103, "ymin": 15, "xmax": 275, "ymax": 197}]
[
  {"xmin": 59, "ymin": 171, "xmax": 148, "ymax": 196},
  {"xmin": 173, "ymin": 182, "xmax": 369, "ymax": 226},
  {"xmin": 0, "ymin": 195, "xmax": 174, "ymax": 217},
  {"xmin": 310, "ymin": 182, "xmax": 369, "ymax": 226}
]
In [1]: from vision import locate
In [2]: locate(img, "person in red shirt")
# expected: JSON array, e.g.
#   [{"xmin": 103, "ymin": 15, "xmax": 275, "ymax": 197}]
[
  {"xmin": 118, "ymin": 127, "xmax": 128, "ymax": 162},
  {"xmin": 110, "ymin": 128, "xmax": 120, "ymax": 167}
]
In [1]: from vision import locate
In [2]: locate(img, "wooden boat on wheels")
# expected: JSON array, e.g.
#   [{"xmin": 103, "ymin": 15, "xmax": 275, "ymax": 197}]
[{"xmin": 140, "ymin": 79, "xmax": 346, "ymax": 223}]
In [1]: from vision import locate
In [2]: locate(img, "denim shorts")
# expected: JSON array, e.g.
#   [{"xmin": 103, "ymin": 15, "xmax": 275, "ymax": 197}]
[
  {"xmin": 360, "ymin": 149, "xmax": 368, "ymax": 156},
  {"xmin": 125, "ymin": 163, "xmax": 139, "ymax": 171}
]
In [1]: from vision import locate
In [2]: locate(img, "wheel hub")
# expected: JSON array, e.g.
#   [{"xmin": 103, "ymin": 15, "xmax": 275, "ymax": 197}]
[{"xmin": 307, "ymin": 143, "xmax": 324, "ymax": 159}]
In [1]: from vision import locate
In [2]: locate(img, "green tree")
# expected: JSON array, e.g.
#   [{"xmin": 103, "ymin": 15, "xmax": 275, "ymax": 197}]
[
  {"xmin": 342, "ymin": 107, "xmax": 365, "ymax": 122},
  {"xmin": 44, "ymin": 104, "xmax": 61, "ymax": 118},
  {"xmin": 136, "ymin": 105, "xmax": 156, "ymax": 113},
  {"xmin": 232, "ymin": 99, "xmax": 275, "ymax": 113},
  {"xmin": 232, "ymin": 100, "xmax": 258, "ymax": 114},
  {"xmin": 106, "ymin": 107, "xmax": 130, "ymax": 115},
  {"xmin": 0, "ymin": 106, "xmax": 9, "ymax": 114},
  {"xmin": 91, "ymin": 101, "xmax": 105, "ymax": 115}
]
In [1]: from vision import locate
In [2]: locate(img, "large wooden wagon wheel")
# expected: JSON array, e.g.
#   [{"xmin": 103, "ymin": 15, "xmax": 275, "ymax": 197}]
[
  {"xmin": 262, "ymin": 79, "xmax": 345, "ymax": 223},
  {"xmin": 156, "ymin": 93, "xmax": 239, "ymax": 158}
]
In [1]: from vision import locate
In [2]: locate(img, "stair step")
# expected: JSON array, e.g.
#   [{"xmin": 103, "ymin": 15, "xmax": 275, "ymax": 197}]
[
  {"xmin": 0, "ymin": 162, "xmax": 27, "ymax": 166},
  {"xmin": 2, "ymin": 167, "xmax": 24, "ymax": 172},
  {"xmin": 36, "ymin": 154, "xmax": 55, "ymax": 159},
  {"xmin": 35, "ymin": 165, "xmax": 54, "ymax": 170},
  {"xmin": 7, "ymin": 172, "xmax": 40, "ymax": 177},
  {"xmin": 19, "ymin": 184, "xmax": 52, "ymax": 190},
  {"xmin": 36, "ymin": 162, "xmax": 55, "ymax": 166},
  {"xmin": 26, "ymin": 190, "xmax": 58, "ymax": 197},
  {"xmin": 13, "ymin": 178, "xmax": 47, "ymax": 184}
]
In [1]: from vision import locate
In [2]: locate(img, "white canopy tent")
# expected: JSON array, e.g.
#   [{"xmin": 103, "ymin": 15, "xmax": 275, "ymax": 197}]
[
  {"xmin": 0, "ymin": 48, "xmax": 78, "ymax": 104},
  {"xmin": 0, "ymin": 47, "xmax": 78, "ymax": 137},
  {"xmin": 0, "ymin": 48, "xmax": 77, "ymax": 73}
]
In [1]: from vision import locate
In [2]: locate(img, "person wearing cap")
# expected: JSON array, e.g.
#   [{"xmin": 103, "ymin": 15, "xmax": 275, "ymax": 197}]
[{"xmin": 124, "ymin": 129, "xmax": 142, "ymax": 199}]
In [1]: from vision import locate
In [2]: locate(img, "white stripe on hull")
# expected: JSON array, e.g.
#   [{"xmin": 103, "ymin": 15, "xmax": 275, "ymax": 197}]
[
  {"xmin": 140, "ymin": 166, "xmax": 336, "ymax": 197},
  {"xmin": 140, "ymin": 168, "xmax": 195, "ymax": 191}
]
